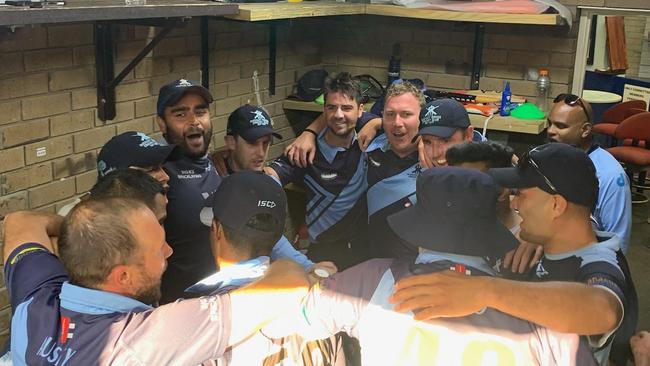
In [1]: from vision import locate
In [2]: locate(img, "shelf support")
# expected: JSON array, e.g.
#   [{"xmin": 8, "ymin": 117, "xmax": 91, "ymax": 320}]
[{"xmin": 470, "ymin": 23, "xmax": 485, "ymax": 90}]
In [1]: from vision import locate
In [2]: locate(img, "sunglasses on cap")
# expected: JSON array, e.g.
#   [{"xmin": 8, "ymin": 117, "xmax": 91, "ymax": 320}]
[
  {"xmin": 554, "ymin": 93, "xmax": 592, "ymax": 123},
  {"xmin": 518, "ymin": 145, "xmax": 558, "ymax": 194}
]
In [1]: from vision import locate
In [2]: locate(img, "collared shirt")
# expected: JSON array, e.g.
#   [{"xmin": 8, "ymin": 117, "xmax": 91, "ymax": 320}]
[
  {"xmin": 294, "ymin": 254, "xmax": 596, "ymax": 365},
  {"xmin": 161, "ymin": 143, "xmax": 222, "ymax": 303},
  {"xmin": 526, "ymin": 231, "xmax": 637, "ymax": 365},
  {"xmin": 588, "ymin": 146, "xmax": 632, "ymax": 253},
  {"xmin": 365, "ymin": 134, "xmax": 420, "ymax": 260},
  {"xmin": 5, "ymin": 243, "xmax": 231, "ymax": 366},
  {"xmin": 270, "ymin": 119, "xmax": 372, "ymax": 245}
]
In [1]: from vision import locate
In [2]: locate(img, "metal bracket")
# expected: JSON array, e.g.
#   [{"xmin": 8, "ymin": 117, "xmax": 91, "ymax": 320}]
[
  {"xmin": 269, "ymin": 22, "xmax": 277, "ymax": 95},
  {"xmin": 470, "ymin": 23, "xmax": 485, "ymax": 90},
  {"xmin": 95, "ymin": 18, "xmax": 188, "ymax": 122}
]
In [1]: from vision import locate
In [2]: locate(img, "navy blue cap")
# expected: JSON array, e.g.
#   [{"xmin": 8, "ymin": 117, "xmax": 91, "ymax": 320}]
[
  {"xmin": 417, "ymin": 99, "xmax": 470, "ymax": 139},
  {"xmin": 157, "ymin": 79, "xmax": 213, "ymax": 117},
  {"xmin": 227, "ymin": 104, "xmax": 282, "ymax": 141},
  {"xmin": 97, "ymin": 131, "xmax": 178, "ymax": 179},
  {"xmin": 488, "ymin": 143, "xmax": 599, "ymax": 211},
  {"xmin": 211, "ymin": 171, "xmax": 287, "ymax": 241},
  {"xmin": 388, "ymin": 167, "xmax": 517, "ymax": 258}
]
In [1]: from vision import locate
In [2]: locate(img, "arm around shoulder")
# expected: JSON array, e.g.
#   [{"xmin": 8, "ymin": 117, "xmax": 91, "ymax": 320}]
[{"xmin": 3, "ymin": 211, "xmax": 61, "ymax": 262}]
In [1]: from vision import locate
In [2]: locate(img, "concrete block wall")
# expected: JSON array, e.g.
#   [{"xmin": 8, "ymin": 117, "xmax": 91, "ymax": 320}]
[{"xmin": 0, "ymin": 17, "xmax": 323, "ymax": 345}]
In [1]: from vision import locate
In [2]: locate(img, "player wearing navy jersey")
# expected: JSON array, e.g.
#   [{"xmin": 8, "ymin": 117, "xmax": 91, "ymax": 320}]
[
  {"xmin": 268, "ymin": 73, "xmax": 378, "ymax": 270},
  {"xmin": 391, "ymin": 143, "xmax": 637, "ymax": 366}
]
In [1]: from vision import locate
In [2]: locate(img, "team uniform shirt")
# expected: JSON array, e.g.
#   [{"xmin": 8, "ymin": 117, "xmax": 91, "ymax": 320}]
[
  {"xmin": 588, "ymin": 145, "xmax": 632, "ymax": 253},
  {"xmin": 527, "ymin": 231, "xmax": 638, "ymax": 365},
  {"xmin": 269, "ymin": 113, "xmax": 377, "ymax": 268},
  {"xmin": 162, "ymin": 150, "xmax": 222, "ymax": 304},
  {"xmin": 365, "ymin": 134, "xmax": 420, "ymax": 260},
  {"xmin": 188, "ymin": 257, "xmax": 343, "ymax": 366},
  {"xmin": 5, "ymin": 243, "xmax": 232, "ymax": 366},
  {"xmin": 295, "ymin": 254, "xmax": 597, "ymax": 366}
]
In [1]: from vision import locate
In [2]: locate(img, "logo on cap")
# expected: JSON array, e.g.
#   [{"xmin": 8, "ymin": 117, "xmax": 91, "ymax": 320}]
[
  {"xmin": 258, "ymin": 200, "xmax": 276, "ymax": 208},
  {"xmin": 422, "ymin": 105, "xmax": 441, "ymax": 125},
  {"xmin": 177, "ymin": 79, "xmax": 192, "ymax": 87},
  {"xmin": 250, "ymin": 110, "xmax": 270, "ymax": 126},
  {"xmin": 135, "ymin": 132, "xmax": 159, "ymax": 148}
]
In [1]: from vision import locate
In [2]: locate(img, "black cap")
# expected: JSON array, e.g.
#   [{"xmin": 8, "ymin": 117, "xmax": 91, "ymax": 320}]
[
  {"xmin": 211, "ymin": 171, "xmax": 287, "ymax": 241},
  {"xmin": 293, "ymin": 69, "xmax": 328, "ymax": 102},
  {"xmin": 388, "ymin": 167, "xmax": 517, "ymax": 258},
  {"xmin": 417, "ymin": 99, "xmax": 470, "ymax": 139},
  {"xmin": 157, "ymin": 79, "xmax": 214, "ymax": 117},
  {"xmin": 227, "ymin": 104, "xmax": 282, "ymax": 141},
  {"xmin": 97, "ymin": 131, "xmax": 178, "ymax": 178},
  {"xmin": 488, "ymin": 143, "xmax": 599, "ymax": 211}
]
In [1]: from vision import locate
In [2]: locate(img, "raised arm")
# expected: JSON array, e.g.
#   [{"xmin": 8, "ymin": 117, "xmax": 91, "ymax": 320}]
[
  {"xmin": 3, "ymin": 211, "xmax": 62, "ymax": 262},
  {"xmin": 284, "ymin": 114, "xmax": 327, "ymax": 167},
  {"xmin": 391, "ymin": 270, "xmax": 622, "ymax": 336}
]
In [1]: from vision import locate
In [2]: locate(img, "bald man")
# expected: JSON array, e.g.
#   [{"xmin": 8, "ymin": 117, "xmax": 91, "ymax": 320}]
[{"xmin": 547, "ymin": 93, "xmax": 632, "ymax": 253}]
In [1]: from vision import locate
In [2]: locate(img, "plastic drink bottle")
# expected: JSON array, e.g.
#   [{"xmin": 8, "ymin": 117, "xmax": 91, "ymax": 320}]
[
  {"xmin": 499, "ymin": 82, "xmax": 512, "ymax": 116},
  {"xmin": 536, "ymin": 69, "xmax": 550, "ymax": 115}
]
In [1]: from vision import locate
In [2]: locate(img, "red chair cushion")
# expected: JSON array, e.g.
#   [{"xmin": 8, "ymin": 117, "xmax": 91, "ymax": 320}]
[
  {"xmin": 607, "ymin": 146, "xmax": 650, "ymax": 166},
  {"xmin": 593, "ymin": 123, "xmax": 618, "ymax": 136}
]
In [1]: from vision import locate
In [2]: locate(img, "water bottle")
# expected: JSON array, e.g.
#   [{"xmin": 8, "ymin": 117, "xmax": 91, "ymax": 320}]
[
  {"xmin": 499, "ymin": 82, "xmax": 512, "ymax": 116},
  {"xmin": 387, "ymin": 43, "xmax": 401, "ymax": 86},
  {"xmin": 536, "ymin": 69, "xmax": 550, "ymax": 115}
]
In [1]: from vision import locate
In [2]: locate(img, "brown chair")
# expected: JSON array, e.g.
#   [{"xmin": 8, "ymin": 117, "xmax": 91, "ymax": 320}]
[
  {"xmin": 593, "ymin": 100, "xmax": 647, "ymax": 137},
  {"xmin": 607, "ymin": 112, "xmax": 650, "ymax": 204}
]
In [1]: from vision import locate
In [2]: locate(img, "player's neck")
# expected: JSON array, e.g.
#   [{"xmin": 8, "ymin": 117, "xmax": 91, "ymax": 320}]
[{"xmin": 545, "ymin": 220, "xmax": 597, "ymax": 255}]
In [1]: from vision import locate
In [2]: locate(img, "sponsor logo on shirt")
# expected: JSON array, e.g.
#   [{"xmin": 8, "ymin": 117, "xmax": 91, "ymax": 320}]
[
  {"xmin": 408, "ymin": 164, "xmax": 422, "ymax": 179},
  {"xmin": 36, "ymin": 336, "xmax": 77, "ymax": 366},
  {"xmin": 616, "ymin": 173, "xmax": 625, "ymax": 187},
  {"xmin": 177, "ymin": 169, "xmax": 202, "ymax": 179}
]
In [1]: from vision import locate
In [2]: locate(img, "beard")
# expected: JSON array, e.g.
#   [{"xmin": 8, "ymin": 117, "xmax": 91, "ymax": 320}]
[
  {"xmin": 132, "ymin": 268, "xmax": 163, "ymax": 305},
  {"xmin": 165, "ymin": 124, "xmax": 213, "ymax": 159}
]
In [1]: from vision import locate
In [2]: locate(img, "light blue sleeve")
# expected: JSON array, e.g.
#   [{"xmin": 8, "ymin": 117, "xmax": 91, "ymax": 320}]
[
  {"xmin": 595, "ymin": 172, "xmax": 632, "ymax": 253},
  {"xmin": 271, "ymin": 235, "xmax": 314, "ymax": 270}
]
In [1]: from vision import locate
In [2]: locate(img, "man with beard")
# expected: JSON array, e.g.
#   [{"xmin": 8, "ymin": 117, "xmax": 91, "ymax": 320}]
[
  {"xmin": 547, "ymin": 93, "xmax": 631, "ymax": 253},
  {"xmin": 155, "ymin": 79, "xmax": 220, "ymax": 303},
  {"xmin": 3, "ymin": 199, "xmax": 310, "ymax": 365},
  {"xmin": 266, "ymin": 73, "xmax": 376, "ymax": 270}
]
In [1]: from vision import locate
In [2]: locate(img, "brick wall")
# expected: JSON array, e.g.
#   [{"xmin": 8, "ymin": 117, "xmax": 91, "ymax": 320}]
[
  {"xmin": 625, "ymin": 16, "xmax": 647, "ymax": 77},
  {"xmin": 0, "ymin": 17, "xmax": 323, "ymax": 345},
  {"xmin": 320, "ymin": 14, "xmax": 576, "ymax": 109}
]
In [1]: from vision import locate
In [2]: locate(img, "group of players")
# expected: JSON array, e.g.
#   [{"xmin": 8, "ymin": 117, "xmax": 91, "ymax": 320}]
[{"xmin": 0, "ymin": 72, "xmax": 642, "ymax": 365}]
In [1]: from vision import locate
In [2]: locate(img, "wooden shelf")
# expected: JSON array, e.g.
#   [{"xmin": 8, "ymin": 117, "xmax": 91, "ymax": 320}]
[
  {"xmin": 469, "ymin": 114, "xmax": 547, "ymax": 135},
  {"xmin": 228, "ymin": 2, "xmax": 365, "ymax": 22},
  {"xmin": 228, "ymin": 1, "xmax": 563, "ymax": 26},
  {"xmin": 283, "ymin": 99, "xmax": 376, "ymax": 113},
  {"xmin": 0, "ymin": 0, "xmax": 237, "ymax": 26},
  {"xmin": 366, "ymin": 4, "xmax": 562, "ymax": 25}
]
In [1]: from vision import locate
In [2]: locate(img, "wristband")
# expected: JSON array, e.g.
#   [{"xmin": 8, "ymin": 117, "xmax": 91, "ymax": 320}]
[{"xmin": 303, "ymin": 128, "xmax": 319, "ymax": 137}]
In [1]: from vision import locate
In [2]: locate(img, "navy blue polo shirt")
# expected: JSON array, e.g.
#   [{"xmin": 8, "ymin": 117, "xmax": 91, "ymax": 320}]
[
  {"xmin": 162, "ymin": 152, "xmax": 221, "ymax": 304},
  {"xmin": 269, "ymin": 113, "xmax": 377, "ymax": 246},
  {"xmin": 527, "ymin": 232, "xmax": 637, "ymax": 365},
  {"xmin": 365, "ymin": 134, "xmax": 420, "ymax": 260}
]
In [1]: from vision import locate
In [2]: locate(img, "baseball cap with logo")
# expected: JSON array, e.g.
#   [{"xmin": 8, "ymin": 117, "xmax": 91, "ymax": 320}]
[
  {"xmin": 488, "ymin": 143, "xmax": 599, "ymax": 211},
  {"xmin": 157, "ymin": 79, "xmax": 214, "ymax": 117},
  {"xmin": 388, "ymin": 167, "xmax": 517, "ymax": 258},
  {"xmin": 211, "ymin": 171, "xmax": 287, "ymax": 241},
  {"xmin": 416, "ymin": 98, "xmax": 470, "ymax": 139},
  {"xmin": 97, "ymin": 131, "xmax": 179, "ymax": 179},
  {"xmin": 227, "ymin": 104, "xmax": 282, "ymax": 141}
]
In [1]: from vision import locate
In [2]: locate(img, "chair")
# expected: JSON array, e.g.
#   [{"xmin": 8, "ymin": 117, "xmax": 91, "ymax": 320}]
[
  {"xmin": 607, "ymin": 112, "xmax": 650, "ymax": 204},
  {"xmin": 593, "ymin": 100, "xmax": 647, "ymax": 141}
]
